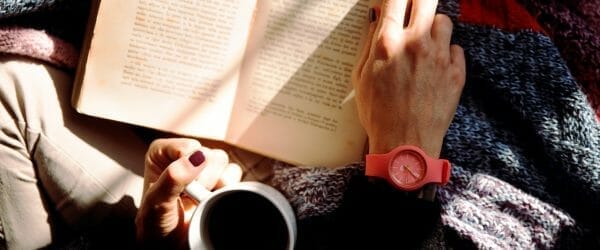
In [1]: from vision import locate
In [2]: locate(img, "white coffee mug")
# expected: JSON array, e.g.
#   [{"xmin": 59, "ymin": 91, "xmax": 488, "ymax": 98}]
[{"xmin": 186, "ymin": 181, "xmax": 296, "ymax": 250}]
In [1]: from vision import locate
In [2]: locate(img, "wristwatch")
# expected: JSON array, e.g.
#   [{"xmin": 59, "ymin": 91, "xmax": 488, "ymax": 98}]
[{"xmin": 365, "ymin": 145, "xmax": 451, "ymax": 200}]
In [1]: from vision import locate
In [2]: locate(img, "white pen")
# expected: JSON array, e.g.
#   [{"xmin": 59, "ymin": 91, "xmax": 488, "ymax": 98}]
[{"xmin": 341, "ymin": 89, "xmax": 356, "ymax": 105}]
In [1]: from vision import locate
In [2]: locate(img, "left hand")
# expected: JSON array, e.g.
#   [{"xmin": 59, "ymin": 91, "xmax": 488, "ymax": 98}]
[
  {"xmin": 135, "ymin": 138, "xmax": 242, "ymax": 249},
  {"xmin": 352, "ymin": 0, "xmax": 466, "ymax": 158}
]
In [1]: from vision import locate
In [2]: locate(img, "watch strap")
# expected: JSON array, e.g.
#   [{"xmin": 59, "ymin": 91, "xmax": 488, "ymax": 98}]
[
  {"xmin": 365, "ymin": 153, "xmax": 391, "ymax": 180},
  {"xmin": 418, "ymin": 184, "xmax": 437, "ymax": 201},
  {"xmin": 365, "ymin": 145, "xmax": 452, "ymax": 189},
  {"xmin": 432, "ymin": 159, "xmax": 451, "ymax": 185},
  {"xmin": 367, "ymin": 178, "xmax": 437, "ymax": 201}
]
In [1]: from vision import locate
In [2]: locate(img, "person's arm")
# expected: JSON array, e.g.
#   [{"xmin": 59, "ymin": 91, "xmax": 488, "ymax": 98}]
[
  {"xmin": 135, "ymin": 138, "xmax": 242, "ymax": 249},
  {"xmin": 331, "ymin": 0, "xmax": 466, "ymax": 248},
  {"xmin": 353, "ymin": 0, "xmax": 465, "ymax": 158}
]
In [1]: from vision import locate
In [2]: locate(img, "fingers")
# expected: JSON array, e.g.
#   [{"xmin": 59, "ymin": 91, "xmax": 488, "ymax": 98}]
[
  {"xmin": 373, "ymin": 0, "xmax": 409, "ymax": 58},
  {"xmin": 145, "ymin": 137, "xmax": 241, "ymax": 200},
  {"xmin": 353, "ymin": 7, "xmax": 379, "ymax": 84},
  {"xmin": 450, "ymin": 44, "xmax": 465, "ymax": 64},
  {"xmin": 431, "ymin": 14, "xmax": 453, "ymax": 48},
  {"xmin": 183, "ymin": 162, "xmax": 241, "ymax": 224},
  {"xmin": 145, "ymin": 146, "xmax": 236, "ymax": 203},
  {"xmin": 138, "ymin": 138, "xmax": 245, "ymax": 246},
  {"xmin": 195, "ymin": 148, "xmax": 229, "ymax": 190},
  {"xmin": 379, "ymin": 0, "xmax": 409, "ymax": 31},
  {"xmin": 147, "ymin": 150, "xmax": 207, "ymax": 204},
  {"xmin": 408, "ymin": 0, "xmax": 438, "ymax": 34},
  {"xmin": 146, "ymin": 138, "xmax": 202, "ymax": 167},
  {"xmin": 450, "ymin": 44, "xmax": 466, "ymax": 86},
  {"xmin": 214, "ymin": 163, "xmax": 243, "ymax": 189}
]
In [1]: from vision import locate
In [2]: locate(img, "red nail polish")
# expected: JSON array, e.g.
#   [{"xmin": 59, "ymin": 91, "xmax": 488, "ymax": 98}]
[
  {"xmin": 188, "ymin": 151, "xmax": 205, "ymax": 167},
  {"xmin": 369, "ymin": 8, "xmax": 377, "ymax": 23}
]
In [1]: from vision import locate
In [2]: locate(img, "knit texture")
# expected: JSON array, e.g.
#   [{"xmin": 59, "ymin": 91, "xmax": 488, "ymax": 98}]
[
  {"xmin": 518, "ymin": 0, "xmax": 600, "ymax": 119},
  {"xmin": 1, "ymin": 0, "xmax": 599, "ymax": 249},
  {"xmin": 272, "ymin": 0, "xmax": 600, "ymax": 249},
  {"xmin": 0, "ymin": 26, "xmax": 78, "ymax": 68},
  {"xmin": 272, "ymin": 163, "xmax": 363, "ymax": 219},
  {"xmin": 0, "ymin": 0, "xmax": 89, "ymax": 48},
  {"xmin": 0, "ymin": 0, "xmax": 73, "ymax": 18},
  {"xmin": 441, "ymin": 173, "xmax": 579, "ymax": 249}
]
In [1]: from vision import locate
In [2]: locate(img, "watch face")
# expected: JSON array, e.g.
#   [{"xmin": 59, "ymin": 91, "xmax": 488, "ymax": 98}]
[{"xmin": 389, "ymin": 150, "xmax": 426, "ymax": 188}]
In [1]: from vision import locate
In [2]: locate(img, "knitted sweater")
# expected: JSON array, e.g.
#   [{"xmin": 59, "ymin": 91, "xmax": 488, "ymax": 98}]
[
  {"xmin": 1, "ymin": 0, "xmax": 599, "ymax": 249},
  {"xmin": 273, "ymin": 0, "xmax": 600, "ymax": 249},
  {"xmin": 0, "ymin": 0, "xmax": 87, "ymax": 67}
]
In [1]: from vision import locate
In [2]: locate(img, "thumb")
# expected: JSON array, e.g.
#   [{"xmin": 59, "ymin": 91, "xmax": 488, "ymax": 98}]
[{"xmin": 147, "ymin": 150, "xmax": 206, "ymax": 204}]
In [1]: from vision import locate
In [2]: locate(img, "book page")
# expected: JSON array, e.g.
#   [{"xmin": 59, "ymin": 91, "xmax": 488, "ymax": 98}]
[
  {"xmin": 74, "ymin": 0, "xmax": 256, "ymax": 140},
  {"xmin": 227, "ymin": 0, "xmax": 370, "ymax": 167}
]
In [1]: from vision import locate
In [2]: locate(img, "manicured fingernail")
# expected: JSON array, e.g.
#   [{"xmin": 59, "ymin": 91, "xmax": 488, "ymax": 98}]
[
  {"xmin": 188, "ymin": 151, "xmax": 205, "ymax": 167},
  {"xmin": 369, "ymin": 8, "xmax": 377, "ymax": 23}
]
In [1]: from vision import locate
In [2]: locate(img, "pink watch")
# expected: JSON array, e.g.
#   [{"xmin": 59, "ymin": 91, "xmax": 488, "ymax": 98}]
[{"xmin": 365, "ymin": 145, "xmax": 451, "ymax": 191}]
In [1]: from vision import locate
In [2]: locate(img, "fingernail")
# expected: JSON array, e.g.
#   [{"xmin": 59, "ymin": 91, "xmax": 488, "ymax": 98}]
[
  {"xmin": 188, "ymin": 151, "xmax": 205, "ymax": 167},
  {"xmin": 369, "ymin": 8, "xmax": 377, "ymax": 23}
]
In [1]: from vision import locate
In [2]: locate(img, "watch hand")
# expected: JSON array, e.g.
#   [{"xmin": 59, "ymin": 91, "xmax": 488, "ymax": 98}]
[{"xmin": 403, "ymin": 165, "xmax": 419, "ymax": 179}]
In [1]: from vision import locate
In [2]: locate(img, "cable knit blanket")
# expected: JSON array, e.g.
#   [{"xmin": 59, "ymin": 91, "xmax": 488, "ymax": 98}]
[{"xmin": 1, "ymin": 0, "xmax": 599, "ymax": 249}]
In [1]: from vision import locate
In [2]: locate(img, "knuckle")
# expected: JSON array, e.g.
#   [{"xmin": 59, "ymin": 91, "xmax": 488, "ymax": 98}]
[
  {"xmin": 374, "ymin": 32, "xmax": 399, "ymax": 59},
  {"xmin": 435, "ymin": 53, "xmax": 451, "ymax": 67},
  {"xmin": 451, "ymin": 67, "xmax": 466, "ymax": 89},
  {"xmin": 146, "ymin": 139, "xmax": 164, "ymax": 158},
  {"xmin": 404, "ymin": 35, "xmax": 430, "ymax": 55},
  {"xmin": 164, "ymin": 165, "xmax": 185, "ymax": 183},
  {"xmin": 149, "ymin": 138, "xmax": 165, "ymax": 148}
]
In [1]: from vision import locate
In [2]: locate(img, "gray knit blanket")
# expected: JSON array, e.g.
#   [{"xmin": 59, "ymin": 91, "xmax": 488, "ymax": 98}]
[
  {"xmin": 1, "ymin": 0, "xmax": 599, "ymax": 249},
  {"xmin": 272, "ymin": 0, "xmax": 600, "ymax": 249}
]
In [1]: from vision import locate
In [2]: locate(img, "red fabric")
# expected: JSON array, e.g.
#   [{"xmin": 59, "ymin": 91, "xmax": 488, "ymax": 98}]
[
  {"xmin": 518, "ymin": 0, "xmax": 600, "ymax": 120},
  {"xmin": 459, "ymin": 0, "xmax": 544, "ymax": 33}
]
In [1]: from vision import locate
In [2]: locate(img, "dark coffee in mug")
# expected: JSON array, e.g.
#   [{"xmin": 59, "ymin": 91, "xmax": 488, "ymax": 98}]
[{"xmin": 204, "ymin": 191, "xmax": 289, "ymax": 250}]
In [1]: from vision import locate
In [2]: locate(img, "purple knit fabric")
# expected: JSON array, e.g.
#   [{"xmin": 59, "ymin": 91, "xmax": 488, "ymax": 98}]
[
  {"xmin": 0, "ymin": 26, "xmax": 78, "ymax": 68},
  {"xmin": 272, "ymin": 163, "xmax": 582, "ymax": 249},
  {"xmin": 1, "ymin": 0, "xmax": 599, "ymax": 249},
  {"xmin": 518, "ymin": 0, "xmax": 600, "ymax": 119},
  {"xmin": 440, "ymin": 172, "xmax": 578, "ymax": 249},
  {"xmin": 272, "ymin": 0, "xmax": 600, "ymax": 249}
]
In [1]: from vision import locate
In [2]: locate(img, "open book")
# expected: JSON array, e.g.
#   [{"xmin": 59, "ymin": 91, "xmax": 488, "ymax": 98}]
[{"xmin": 73, "ymin": 0, "xmax": 370, "ymax": 167}]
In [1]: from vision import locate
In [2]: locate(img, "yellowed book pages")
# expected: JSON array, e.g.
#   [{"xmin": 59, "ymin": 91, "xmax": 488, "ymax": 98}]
[
  {"xmin": 74, "ymin": 0, "xmax": 256, "ymax": 141},
  {"xmin": 73, "ymin": 0, "xmax": 370, "ymax": 167},
  {"xmin": 228, "ymin": 0, "xmax": 369, "ymax": 167}
]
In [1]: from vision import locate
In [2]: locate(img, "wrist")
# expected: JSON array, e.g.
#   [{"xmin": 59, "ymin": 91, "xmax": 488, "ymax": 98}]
[
  {"xmin": 368, "ymin": 138, "xmax": 441, "ymax": 158},
  {"xmin": 365, "ymin": 145, "xmax": 451, "ymax": 196}
]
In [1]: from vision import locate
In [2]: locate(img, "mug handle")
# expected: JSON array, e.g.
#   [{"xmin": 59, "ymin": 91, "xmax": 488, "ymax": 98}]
[{"xmin": 184, "ymin": 182, "xmax": 212, "ymax": 202}]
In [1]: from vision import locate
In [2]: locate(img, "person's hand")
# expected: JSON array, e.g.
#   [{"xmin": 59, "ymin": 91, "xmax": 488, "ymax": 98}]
[
  {"xmin": 135, "ymin": 138, "xmax": 242, "ymax": 249},
  {"xmin": 353, "ymin": 0, "xmax": 466, "ymax": 157}
]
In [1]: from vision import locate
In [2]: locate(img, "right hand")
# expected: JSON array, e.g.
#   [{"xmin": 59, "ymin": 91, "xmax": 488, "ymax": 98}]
[
  {"xmin": 135, "ymin": 138, "xmax": 242, "ymax": 249},
  {"xmin": 352, "ymin": 0, "xmax": 466, "ymax": 158}
]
